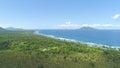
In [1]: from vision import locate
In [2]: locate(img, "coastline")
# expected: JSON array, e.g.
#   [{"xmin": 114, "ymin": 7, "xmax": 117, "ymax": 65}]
[{"xmin": 34, "ymin": 30, "xmax": 120, "ymax": 50}]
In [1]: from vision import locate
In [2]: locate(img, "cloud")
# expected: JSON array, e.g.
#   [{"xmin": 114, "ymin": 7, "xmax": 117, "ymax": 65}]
[
  {"xmin": 0, "ymin": 23, "xmax": 9, "ymax": 28},
  {"xmin": 80, "ymin": 24, "xmax": 119, "ymax": 27},
  {"xmin": 59, "ymin": 22, "xmax": 79, "ymax": 28},
  {"xmin": 58, "ymin": 22, "xmax": 120, "ymax": 29},
  {"xmin": 0, "ymin": 23, "xmax": 40, "ymax": 29},
  {"xmin": 112, "ymin": 14, "xmax": 120, "ymax": 20}
]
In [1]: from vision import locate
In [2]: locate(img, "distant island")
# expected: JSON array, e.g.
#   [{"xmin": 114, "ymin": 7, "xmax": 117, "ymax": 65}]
[
  {"xmin": 79, "ymin": 27, "xmax": 97, "ymax": 30},
  {"xmin": 5, "ymin": 27, "xmax": 24, "ymax": 31},
  {"xmin": 0, "ymin": 27, "xmax": 4, "ymax": 30}
]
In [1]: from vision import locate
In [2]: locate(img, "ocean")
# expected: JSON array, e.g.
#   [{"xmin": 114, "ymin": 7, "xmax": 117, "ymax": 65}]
[{"xmin": 38, "ymin": 29, "xmax": 120, "ymax": 47}]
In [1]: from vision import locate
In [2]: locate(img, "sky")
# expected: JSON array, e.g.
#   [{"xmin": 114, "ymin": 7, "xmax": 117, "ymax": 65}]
[{"xmin": 0, "ymin": 0, "xmax": 120, "ymax": 29}]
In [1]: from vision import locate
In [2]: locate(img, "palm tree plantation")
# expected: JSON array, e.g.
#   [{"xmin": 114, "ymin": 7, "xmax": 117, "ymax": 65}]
[{"xmin": 0, "ymin": 29, "xmax": 120, "ymax": 68}]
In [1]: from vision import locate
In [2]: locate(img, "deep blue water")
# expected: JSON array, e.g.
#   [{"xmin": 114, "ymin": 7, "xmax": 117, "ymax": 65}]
[{"xmin": 39, "ymin": 30, "xmax": 120, "ymax": 47}]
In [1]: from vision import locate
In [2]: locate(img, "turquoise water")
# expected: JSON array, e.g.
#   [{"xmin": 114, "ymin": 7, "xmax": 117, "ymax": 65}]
[{"xmin": 39, "ymin": 30, "xmax": 120, "ymax": 47}]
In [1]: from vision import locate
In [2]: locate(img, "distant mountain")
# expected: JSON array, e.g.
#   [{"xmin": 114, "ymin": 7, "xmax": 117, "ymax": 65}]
[
  {"xmin": 0, "ymin": 27, "xmax": 5, "ymax": 30},
  {"xmin": 79, "ymin": 27, "xmax": 97, "ymax": 30},
  {"xmin": 5, "ymin": 27, "xmax": 23, "ymax": 31}
]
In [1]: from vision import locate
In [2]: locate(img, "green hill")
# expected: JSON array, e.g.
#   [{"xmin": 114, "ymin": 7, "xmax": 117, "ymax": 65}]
[{"xmin": 0, "ymin": 30, "xmax": 120, "ymax": 68}]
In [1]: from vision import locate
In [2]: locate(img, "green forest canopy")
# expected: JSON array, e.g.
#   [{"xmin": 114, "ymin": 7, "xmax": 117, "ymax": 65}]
[{"xmin": 0, "ymin": 30, "xmax": 120, "ymax": 68}]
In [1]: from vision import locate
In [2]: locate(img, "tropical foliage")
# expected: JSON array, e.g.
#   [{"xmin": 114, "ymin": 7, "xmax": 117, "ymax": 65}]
[{"xmin": 0, "ymin": 30, "xmax": 120, "ymax": 68}]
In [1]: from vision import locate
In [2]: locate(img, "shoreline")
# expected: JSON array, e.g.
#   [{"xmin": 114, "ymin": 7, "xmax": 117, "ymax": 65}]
[{"xmin": 34, "ymin": 30, "xmax": 120, "ymax": 49}]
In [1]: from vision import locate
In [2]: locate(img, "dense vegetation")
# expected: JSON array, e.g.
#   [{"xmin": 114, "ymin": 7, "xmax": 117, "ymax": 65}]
[{"xmin": 0, "ymin": 29, "xmax": 120, "ymax": 68}]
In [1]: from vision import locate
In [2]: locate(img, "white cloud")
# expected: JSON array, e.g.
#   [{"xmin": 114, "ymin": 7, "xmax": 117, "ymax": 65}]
[
  {"xmin": 59, "ymin": 22, "xmax": 79, "ymax": 28},
  {"xmin": 0, "ymin": 23, "xmax": 9, "ymax": 28},
  {"xmin": 0, "ymin": 23, "xmax": 39, "ymax": 29},
  {"xmin": 58, "ymin": 22, "xmax": 120, "ymax": 29},
  {"xmin": 112, "ymin": 14, "xmax": 120, "ymax": 20}
]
